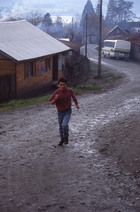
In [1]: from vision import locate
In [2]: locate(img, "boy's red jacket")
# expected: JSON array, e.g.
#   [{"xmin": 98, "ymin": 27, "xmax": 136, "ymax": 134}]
[{"xmin": 49, "ymin": 88, "xmax": 78, "ymax": 111}]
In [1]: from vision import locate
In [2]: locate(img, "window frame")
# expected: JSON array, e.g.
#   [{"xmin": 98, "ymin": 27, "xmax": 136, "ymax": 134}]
[
  {"xmin": 58, "ymin": 54, "xmax": 65, "ymax": 71},
  {"xmin": 25, "ymin": 61, "xmax": 33, "ymax": 78},
  {"xmin": 46, "ymin": 57, "xmax": 51, "ymax": 71}
]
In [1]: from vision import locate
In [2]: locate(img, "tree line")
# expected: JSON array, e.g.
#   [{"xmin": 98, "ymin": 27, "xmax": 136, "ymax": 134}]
[
  {"xmin": 0, "ymin": 0, "xmax": 137, "ymax": 43},
  {"xmin": 39, "ymin": 0, "xmax": 136, "ymax": 43}
]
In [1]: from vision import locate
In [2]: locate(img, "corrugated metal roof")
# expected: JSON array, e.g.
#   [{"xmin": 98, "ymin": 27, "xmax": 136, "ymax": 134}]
[{"xmin": 0, "ymin": 20, "xmax": 70, "ymax": 62}]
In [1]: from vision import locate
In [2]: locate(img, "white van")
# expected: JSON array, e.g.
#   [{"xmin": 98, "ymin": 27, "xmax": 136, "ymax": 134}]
[{"xmin": 102, "ymin": 40, "xmax": 131, "ymax": 59}]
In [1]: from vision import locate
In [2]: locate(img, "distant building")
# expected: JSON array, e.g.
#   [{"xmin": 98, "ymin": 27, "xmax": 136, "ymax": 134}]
[{"xmin": 105, "ymin": 25, "xmax": 129, "ymax": 40}]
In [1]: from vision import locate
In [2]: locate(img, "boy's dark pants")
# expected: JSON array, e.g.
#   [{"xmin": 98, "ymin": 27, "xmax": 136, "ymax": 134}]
[{"xmin": 58, "ymin": 108, "xmax": 72, "ymax": 140}]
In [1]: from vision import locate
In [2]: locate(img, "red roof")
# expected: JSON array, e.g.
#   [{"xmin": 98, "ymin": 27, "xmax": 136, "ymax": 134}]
[{"xmin": 58, "ymin": 40, "xmax": 83, "ymax": 50}]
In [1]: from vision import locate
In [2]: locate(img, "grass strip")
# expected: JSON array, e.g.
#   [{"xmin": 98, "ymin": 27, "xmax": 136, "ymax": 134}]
[
  {"xmin": 0, "ymin": 95, "xmax": 51, "ymax": 112},
  {"xmin": 0, "ymin": 83, "xmax": 102, "ymax": 112}
]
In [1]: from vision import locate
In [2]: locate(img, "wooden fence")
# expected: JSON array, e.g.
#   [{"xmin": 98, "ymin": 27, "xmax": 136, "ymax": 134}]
[{"xmin": 64, "ymin": 54, "xmax": 90, "ymax": 86}]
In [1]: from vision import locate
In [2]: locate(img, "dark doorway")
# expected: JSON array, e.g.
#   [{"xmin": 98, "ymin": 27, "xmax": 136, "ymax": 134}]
[{"xmin": 0, "ymin": 74, "xmax": 16, "ymax": 102}]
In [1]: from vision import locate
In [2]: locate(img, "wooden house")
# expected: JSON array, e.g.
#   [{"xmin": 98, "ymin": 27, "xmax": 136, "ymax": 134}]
[
  {"xmin": 0, "ymin": 20, "xmax": 70, "ymax": 102},
  {"xmin": 105, "ymin": 25, "xmax": 129, "ymax": 40}
]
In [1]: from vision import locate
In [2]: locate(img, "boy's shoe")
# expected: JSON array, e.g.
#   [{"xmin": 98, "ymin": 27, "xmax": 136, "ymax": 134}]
[
  {"xmin": 64, "ymin": 138, "xmax": 69, "ymax": 144},
  {"xmin": 58, "ymin": 139, "xmax": 64, "ymax": 146}
]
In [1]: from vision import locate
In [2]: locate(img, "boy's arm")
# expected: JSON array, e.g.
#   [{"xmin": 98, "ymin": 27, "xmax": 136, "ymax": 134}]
[
  {"xmin": 75, "ymin": 104, "xmax": 80, "ymax": 110},
  {"xmin": 49, "ymin": 94, "xmax": 56, "ymax": 104},
  {"xmin": 71, "ymin": 89, "xmax": 79, "ymax": 109},
  {"xmin": 49, "ymin": 92, "xmax": 59, "ymax": 104}
]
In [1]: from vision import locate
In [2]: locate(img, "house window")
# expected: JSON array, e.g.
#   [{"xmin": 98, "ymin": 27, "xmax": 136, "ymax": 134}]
[
  {"xmin": 58, "ymin": 54, "xmax": 65, "ymax": 71},
  {"xmin": 46, "ymin": 57, "xmax": 51, "ymax": 71},
  {"xmin": 25, "ymin": 62, "xmax": 33, "ymax": 78},
  {"xmin": 36, "ymin": 59, "xmax": 47, "ymax": 76}
]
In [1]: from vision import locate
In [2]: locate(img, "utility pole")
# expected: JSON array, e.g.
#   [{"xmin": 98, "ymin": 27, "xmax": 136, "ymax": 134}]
[
  {"xmin": 85, "ymin": 13, "xmax": 88, "ymax": 57},
  {"xmin": 71, "ymin": 17, "xmax": 74, "ymax": 41},
  {"xmin": 97, "ymin": 0, "xmax": 102, "ymax": 78}
]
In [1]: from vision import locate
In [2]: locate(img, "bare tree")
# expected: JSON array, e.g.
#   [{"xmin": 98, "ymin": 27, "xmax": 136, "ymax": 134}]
[{"xmin": 105, "ymin": 0, "xmax": 135, "ymax": 27}]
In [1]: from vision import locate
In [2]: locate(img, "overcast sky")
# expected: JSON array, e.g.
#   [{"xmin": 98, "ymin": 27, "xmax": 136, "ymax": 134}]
[{"xmin": 0, "ymin": 0, "xmax": 139, "ymax": 17}]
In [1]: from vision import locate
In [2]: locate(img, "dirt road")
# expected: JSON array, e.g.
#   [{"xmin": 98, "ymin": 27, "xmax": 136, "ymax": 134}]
[{"xmin": 0, "ymin": 54, "xmax": 140, "ymax": 211}]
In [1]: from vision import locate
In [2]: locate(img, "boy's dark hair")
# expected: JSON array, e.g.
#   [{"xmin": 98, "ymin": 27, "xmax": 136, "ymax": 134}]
[{"xmin": 58, "ymin": 78, "xmax": 67, "ymax": 85}]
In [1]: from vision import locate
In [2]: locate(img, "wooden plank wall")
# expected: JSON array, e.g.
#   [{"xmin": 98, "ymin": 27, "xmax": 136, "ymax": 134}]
[
  {"xmin": 0, "ymin": 60, "xmax": 15, "ymax": 76},
  {"xmin": 133, "ymin": 44, "xmax": 140, "ymax": 60},
  {"xmin": 0, "ymin": 56, "xmax": 65, "ymax": 99},
  {"xmin": 16, "ymin": 57, "xmax": 53, "ymax": 97},
  {"xmin": 0, "ymin": 74, "xmax": 16, "ymax": 102},
  {"xmin": 0, "ymin": 60, "xmax": 16, "ymax": 101}
]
